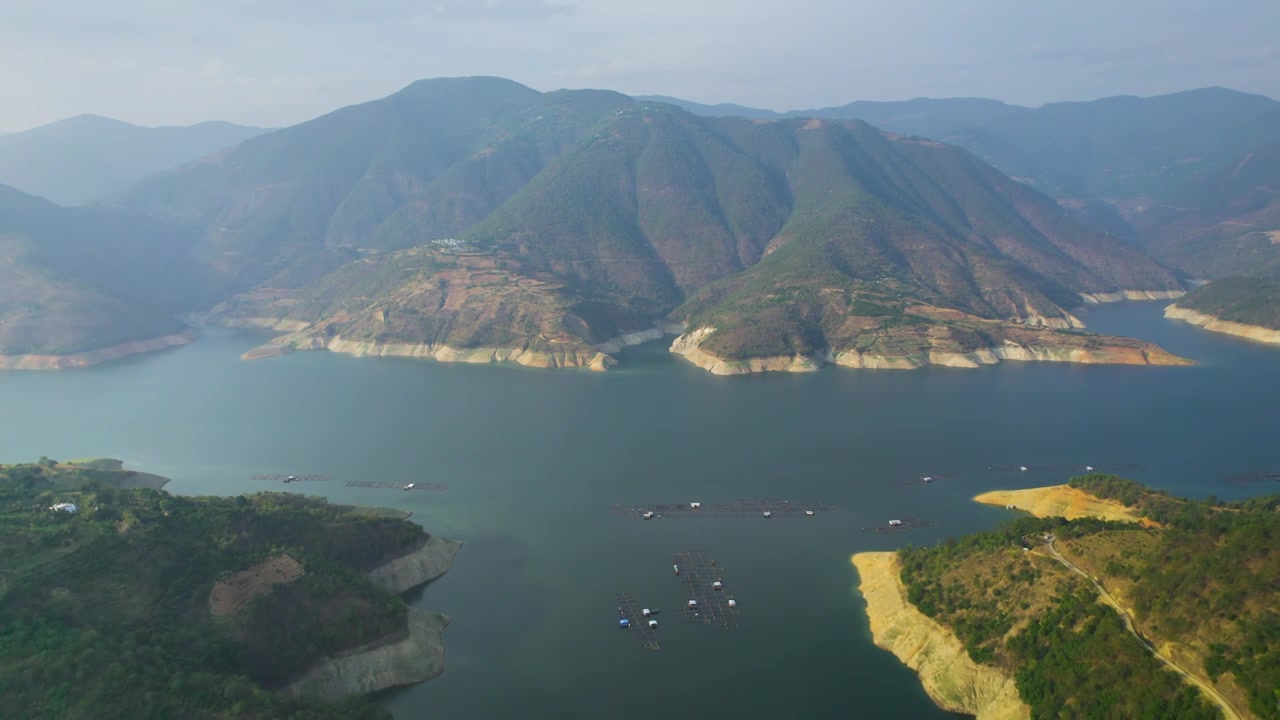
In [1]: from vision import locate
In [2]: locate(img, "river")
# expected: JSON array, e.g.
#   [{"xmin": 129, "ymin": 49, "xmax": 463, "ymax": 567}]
[{"xmin": 1, "ymin": 301, "xmax": 1276, "ymax": 719}]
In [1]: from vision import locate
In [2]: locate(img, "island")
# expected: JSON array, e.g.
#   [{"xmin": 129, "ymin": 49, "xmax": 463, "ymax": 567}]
[
  {"xmin": 1165, "ymin": 277, "xmax": 1280, "ymax": 344},
  {"xmin": 0, "ymin": 458, "xmax": 461, "ymax": 719},
  {"xmin": 853, "ymin": 474, "xmax": 1278, "ymax": 719}
]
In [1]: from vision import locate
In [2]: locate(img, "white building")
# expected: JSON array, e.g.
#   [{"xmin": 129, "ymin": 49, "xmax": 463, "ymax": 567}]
[{"xmin": 49, "ymin": 503, "xmax": 78, "ymax": 514}]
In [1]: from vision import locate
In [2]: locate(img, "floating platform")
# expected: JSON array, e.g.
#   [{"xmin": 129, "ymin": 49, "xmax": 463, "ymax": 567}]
[
  {"xmin": 1223, "ymin": 471, "xmax": 1280, "ymax": 485},
  {"xmin": 861, "ymin": 516, "xmax": 938, "ymax": 534},
  {"xmin": 672, "ymin": 550, "xmax": 739, "ymax": 629},
  {"xmin": 986, "ymin": 463, "xmax": 1144, "ymax": 473},
  {"xmin": 615, "ymin": 592, "xmax": 660, "ymax": 650},
  {"xmin": 891, "ymin": 473, "xmax": 958, "ymax": 486},
  {"xmin": 345, "ymin": 481, "xmax": 450, "ymax": 491},
  {"xmin": 252, "ymin": 474, "xmax": 333, "ymax": 483},
  {"xmin": 611, "ymin": 499, "xmax": 833, "ymax": 519}
]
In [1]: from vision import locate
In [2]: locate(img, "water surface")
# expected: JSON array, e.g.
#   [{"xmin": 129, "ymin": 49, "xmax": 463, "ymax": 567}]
[{"xmin": 1, "ymin": 302, "xmax": 1276, "ymax": 719}]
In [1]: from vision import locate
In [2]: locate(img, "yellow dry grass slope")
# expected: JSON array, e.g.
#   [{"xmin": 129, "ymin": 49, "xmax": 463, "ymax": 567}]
[{"xmin": 973, "ymin": 485, "xmax": 1151, "ymax": 524}]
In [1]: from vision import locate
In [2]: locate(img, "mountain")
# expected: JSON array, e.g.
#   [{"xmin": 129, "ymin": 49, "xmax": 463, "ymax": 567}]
[
  {"xmin": 634, "ymin": 95, "xmax": 782, "ymax": 120},
  {"xmin": 661, "ymin": 87, "xmax": 1280, "ymax": 282},
  {"xmin": 129, "ymin": 79, "xmax": 1187, "ymax": 372},
  {"xmin": 0, "ymin": 115, "xmax": 267, "ymax": 205},
  {"xmin": 0, "ymin": 184, "xmax": 211, "ymax": 360},
  {"xmin": 1134, "ymin": 133, "xmax": 1280, "ymax": 278},
  {"xmin": 657, "ymin": 88, "xmax": 1280, "ymax": 201}
]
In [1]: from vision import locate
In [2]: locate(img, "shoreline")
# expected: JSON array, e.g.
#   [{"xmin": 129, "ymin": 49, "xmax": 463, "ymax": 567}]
[
  {"xmin": 670, "ymin": 326, "xmax": 1191, "ymax": 376},
  {"xmin": 0, "ymin": 329, "xmax": 198, "ymax": 371},
  {"xmin": 851, "ymin": 552, "xmax": 1029, "ymax": 720},
  {"xmin": 1164, "ymin": 304, "xmax": 1280, "ymax": 345}
]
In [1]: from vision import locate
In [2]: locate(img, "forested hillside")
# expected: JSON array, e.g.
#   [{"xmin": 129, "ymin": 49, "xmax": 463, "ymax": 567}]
[{"xmin": 0, "ymin": 460, "xmax": 441, "ymax": 719}]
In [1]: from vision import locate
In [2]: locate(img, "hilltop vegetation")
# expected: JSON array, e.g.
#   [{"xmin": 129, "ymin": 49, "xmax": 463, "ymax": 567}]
[
  {"xmin": 897, "ymin": 476, "xmax": 1279, "ymax": 718},
  {"xmin": 1174, "ymin": 278, "xmax": 1280, "ymax": 330},
  {"xmin": 0, "ymin": 460, "xmax": 442, "ymax": 719}
]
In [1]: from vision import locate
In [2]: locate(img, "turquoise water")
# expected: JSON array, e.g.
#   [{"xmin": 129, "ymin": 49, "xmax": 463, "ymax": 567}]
[{"xmin": 1, "ymin": 302, "xmax": 1277, "ymax": 719}]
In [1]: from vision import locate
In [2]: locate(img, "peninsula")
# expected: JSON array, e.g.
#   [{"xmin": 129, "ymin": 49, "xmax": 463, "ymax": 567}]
[
  {"xmin": 1165, "ymin": 277, "xmax": 1280, "ymax": 345},
  {"xmin": 0, "ymin": 458, "xmax": 460, "ymax": 719},
  {"xmin": 854, "ymin": 474, "xmax": 1278, "ymax": 719}
]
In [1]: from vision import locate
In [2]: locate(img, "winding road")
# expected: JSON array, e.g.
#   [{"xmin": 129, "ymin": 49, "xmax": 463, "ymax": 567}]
[{"xmin": 1044, "ymin": 537, "xmax": 1243, "ymax": 720}]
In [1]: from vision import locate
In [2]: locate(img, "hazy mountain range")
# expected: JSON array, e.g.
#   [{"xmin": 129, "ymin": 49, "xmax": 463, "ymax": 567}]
[
  {"xmin": 0, "ymin": 115, "xmax": 266, "ymax": 205},
  {"xmin": 1, "ymin": 77, "xmax": 1277, "ymax": 369}
]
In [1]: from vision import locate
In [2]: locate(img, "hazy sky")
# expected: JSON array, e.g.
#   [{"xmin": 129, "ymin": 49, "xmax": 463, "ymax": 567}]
[{"xmin": 4, "ymin": 0, "xmax": 1278, "ymax": 131}]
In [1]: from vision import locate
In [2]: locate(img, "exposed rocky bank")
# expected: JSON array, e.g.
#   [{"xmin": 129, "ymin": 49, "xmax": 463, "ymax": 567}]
[
  {"xmin": 1164, "ymin": 304, "xmax": 1280, "ymax": 345},
  {"xmin": 0, "ymin": 330, "xmax": 197, "ymax": 370},
  {"xmin": 670, "ymin": 326, "xmax": 1192, "ymax": 376}
]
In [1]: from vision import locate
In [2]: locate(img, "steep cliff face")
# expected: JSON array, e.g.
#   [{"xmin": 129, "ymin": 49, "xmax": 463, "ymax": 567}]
[
  {"xmin": 852, "ymin": 552, "xmax": 1029, "ymax": 720},
  {"xmin": 287, "ymin": 534, "xmax": 463, "ymax": 702},
  {"xmin": 286, "ymin": 608, "xmax": 450, "ymax": 702},
  {"xmin": 368, "ymin": 535, "xmax": 463, "ymax": 595}
]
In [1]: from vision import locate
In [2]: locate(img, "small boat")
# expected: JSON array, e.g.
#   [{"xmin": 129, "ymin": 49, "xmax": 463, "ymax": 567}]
[
  {"xmin": 648, "ymin": 619, "xmax": 658, "ymax": 629},
  {"xmin": 642, "ymin": 511, "xmax": 654, "ymax": 520},
  {"xmin": 619, "ymin": 618, "xmax": 630, "ymax": 629},
  {"xmin": 727, "ymin": 599, "xmax": 737, "ymax": 609},
  {"xmin": 712, "ymin": 581, "xmax": 723, "ymax": 590},
  {"xmin": 922, "ymin": 476, "xmax": 933, "ymax": 483},
  {"xmin": 804, "ymin": 510, "xmax": 815, "ymax": 517},
  {"xmin": 888, "ymin": 519, "xmax": 903, "ymax": 527},
  {"xmin": 1085, "ymin": 465, "xmax": 1094, "ymax": 471},
  {"xmin": 403, "ymin": 483, "xmax": 416, "ymax": 491},
  {"xmin": 673, "ymin": 564, "xmax": 680, "ymax": 575},
  {"xmin": 762, "ymin": 511, "xmax": 772, "ymax": 518},
  {"xmin": 1019, "ymin": 466, "xmax": 1028, "ymax": 472}
]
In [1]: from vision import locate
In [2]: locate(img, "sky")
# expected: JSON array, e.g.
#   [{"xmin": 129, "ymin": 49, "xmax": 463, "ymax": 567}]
[{"xmin": 4, "ymin": 0, "xmax": 1278, "ymax": 131}]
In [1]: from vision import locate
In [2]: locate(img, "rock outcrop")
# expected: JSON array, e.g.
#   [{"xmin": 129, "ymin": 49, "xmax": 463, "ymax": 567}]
[
  {"xmin": 852, "ymin": 552, "xmax": 1029, "ymax": 720},
  {"xmin": 287, "ymin": 534, "xmax": 462, "ymax": 701},
  {"xmin": 368, "ymin": 535, "xmax": 463, "ymax": 595},
  {"xmin": 286, "ymin": 607, "xmax": 450, "ymax": 702}
]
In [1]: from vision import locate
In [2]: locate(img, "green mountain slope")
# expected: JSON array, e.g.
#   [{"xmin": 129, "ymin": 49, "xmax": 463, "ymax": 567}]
[
  {"xmin": 661, "ymin": 87, "xmax": 1280, "ymax": 279},
  {"xmin": 0, "ymin": 115, "xmax": 265, "ymax": 206},
  {"xmin": 217, "ymin": 94, "xmax": 1185, "ymax": 371},
  {"xmin": 117, "ymin": 77, "xmax": 558, "ymax": 288},
  {"xmin": 0, "ymin": 184, "xmax": 210, "ymax": 357},
  {"xmin": 661, "ymin": 88, "xmax": 1280, "ymax": 207}
]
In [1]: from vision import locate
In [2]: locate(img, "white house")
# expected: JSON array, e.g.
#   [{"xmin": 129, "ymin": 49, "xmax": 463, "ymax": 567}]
[{"xmin": 49, "ymin": 503, "xmax": 78, "ymax": 514}]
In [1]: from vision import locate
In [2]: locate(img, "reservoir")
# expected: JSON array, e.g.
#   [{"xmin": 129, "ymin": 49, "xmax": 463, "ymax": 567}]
[{"xmin": 1, "ymin": 301, "xmax": 1276, "ymax": 719}]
